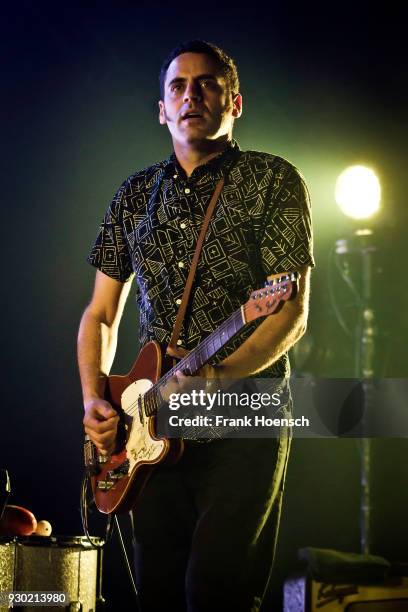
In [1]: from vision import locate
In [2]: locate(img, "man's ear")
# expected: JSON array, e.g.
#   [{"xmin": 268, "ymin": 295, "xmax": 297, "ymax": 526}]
[
  {"xmin": 232, "ymin": 93, "xmax": 243, "ymax": 119},
  {"xmin": 158, "ymin": 100, "xmax": 167, "ymax": 125}
]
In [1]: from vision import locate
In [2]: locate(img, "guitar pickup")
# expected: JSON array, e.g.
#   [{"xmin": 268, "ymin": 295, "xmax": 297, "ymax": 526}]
[
  {"xmin": 97, "ymin": 480, "xmax": 115, "ymax": 491},
  {"xmin": 107, "ymin": 460, "xmax": 129, "ymax": 481}
]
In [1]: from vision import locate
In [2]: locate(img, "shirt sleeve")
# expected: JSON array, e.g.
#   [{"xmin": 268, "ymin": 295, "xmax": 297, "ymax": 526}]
[
  {"xmin": 87, "ymin": 181, "xmax": 134, "ymax": 282},
  {"xmin": 260, "ymin": 164, "xmax": 315, "ymax": 275}
]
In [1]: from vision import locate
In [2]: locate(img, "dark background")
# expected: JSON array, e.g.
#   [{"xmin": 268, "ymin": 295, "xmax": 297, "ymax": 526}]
[{"xmin": 2, "ymin": 2, "xmax": 407, "ymax": 609}]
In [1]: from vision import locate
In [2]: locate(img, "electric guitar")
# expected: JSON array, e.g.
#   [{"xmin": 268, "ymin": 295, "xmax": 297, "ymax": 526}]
[{"xmin": 85, "ymin": 271, "xmax": 299, "ymax": 514}]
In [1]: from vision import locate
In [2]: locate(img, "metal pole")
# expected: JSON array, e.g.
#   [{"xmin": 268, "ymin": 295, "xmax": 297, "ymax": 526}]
[
  {"xmin": 355, "ymin": 230, "xmax": 377, "ymax": 555},
  {"xmin": 336, "ymin": 229, "xmax": 377, "ymax": 555}
]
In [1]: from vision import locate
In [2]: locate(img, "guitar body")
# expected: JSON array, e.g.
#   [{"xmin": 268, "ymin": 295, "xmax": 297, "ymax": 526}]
[{"xmin": 91, "ymin": 341, "xmax": 184, "ymax": 514}]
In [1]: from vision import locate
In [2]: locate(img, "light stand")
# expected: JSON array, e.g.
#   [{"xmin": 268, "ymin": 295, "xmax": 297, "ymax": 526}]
[
  {"xmin": 334, "ymin": 164, "xmax": 381, "ymax": 554},
  {"xmin": 335, "ymin": 228, "xmax": 378, "ymax": 554}
]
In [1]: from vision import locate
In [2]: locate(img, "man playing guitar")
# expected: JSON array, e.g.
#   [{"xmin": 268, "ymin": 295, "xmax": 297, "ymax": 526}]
[{"xmin": 79, "ymin": 40, "xmax": 314, "ymax": 611}]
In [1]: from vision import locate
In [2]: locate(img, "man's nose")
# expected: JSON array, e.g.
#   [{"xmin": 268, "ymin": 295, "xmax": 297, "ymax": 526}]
[{"xmin": 183, "ymin": 81, "xmax": 202, "ymax": 103}]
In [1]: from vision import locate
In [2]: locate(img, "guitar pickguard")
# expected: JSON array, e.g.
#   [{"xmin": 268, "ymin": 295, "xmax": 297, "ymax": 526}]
[{"xmin": 121, "ymin": 379, "xmax": 166, "ymax": 471}]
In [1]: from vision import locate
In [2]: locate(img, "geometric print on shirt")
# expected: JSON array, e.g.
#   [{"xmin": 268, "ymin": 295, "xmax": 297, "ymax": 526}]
[{"xmin": 87, "ymin": 140, "xmax": 314, "ymax": 377}]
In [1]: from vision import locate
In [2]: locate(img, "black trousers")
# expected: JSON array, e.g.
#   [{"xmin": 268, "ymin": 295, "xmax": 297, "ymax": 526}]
[{"xmin": 131, "ymin": 434, "xmax": 291, "ymax": 612}]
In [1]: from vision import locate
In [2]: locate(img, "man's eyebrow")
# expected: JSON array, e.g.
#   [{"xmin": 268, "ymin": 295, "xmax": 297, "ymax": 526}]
[
  {"xmin": 167, "ymin": 74, "xmax": 219, "ymax": 87},
  {"xmin": 167, "ymin": 77, "xmax": 185, "ymax": 87}
]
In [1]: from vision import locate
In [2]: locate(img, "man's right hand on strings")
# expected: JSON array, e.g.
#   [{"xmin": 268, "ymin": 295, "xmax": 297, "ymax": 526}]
[{"xmin": 83, "ymin": 398, "xmax": 119, "ymax": 455}]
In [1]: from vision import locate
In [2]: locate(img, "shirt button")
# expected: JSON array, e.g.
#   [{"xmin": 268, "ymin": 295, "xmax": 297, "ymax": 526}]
[
  {"xmin": 184, "ymin": 187, "xmax": 191, "ymax": 194},
  {"xmin": 175, "ymin": 298, "xmax": 182, "ymax": 305},
  {"xmin": 173, "ymin": 174, "xmax": 178, "ymax": 179},
  {"xmin": 180, "ymin": 222, "xmax": 187, "ymax": 229},
  {"xmin": 177, "ymin": 340, "xmax": 183, "ymax": 346},
  {"xmin": 178, "ymin": 261, "xmax": 185, "ymax": 268}
]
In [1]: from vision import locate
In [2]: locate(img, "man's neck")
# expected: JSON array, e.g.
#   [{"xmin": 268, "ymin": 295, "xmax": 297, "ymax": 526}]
[{"xmin": 173, "ymin": 137, "xmax": 231, "ymax": 178}]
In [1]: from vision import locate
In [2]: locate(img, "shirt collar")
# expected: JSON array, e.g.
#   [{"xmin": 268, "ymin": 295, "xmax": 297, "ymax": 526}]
[{"xmin": 163, "ymin": 140, "xmax": 240, "ymax": 181}]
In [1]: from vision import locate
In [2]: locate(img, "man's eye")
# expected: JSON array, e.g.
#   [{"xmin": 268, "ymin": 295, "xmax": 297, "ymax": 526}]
[
  {"xmin": 171, "ymin": 84, "xmax": 182, "ymax": 92},
  {"xmin": 201, "ymin": 79, "xmax": 216, "ymax": 89}
]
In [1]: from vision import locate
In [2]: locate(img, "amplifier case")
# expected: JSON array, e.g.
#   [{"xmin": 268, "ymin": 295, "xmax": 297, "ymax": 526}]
[{"xmin": 284, "ymin": 574, "xmax": 408, "ymax": 611}]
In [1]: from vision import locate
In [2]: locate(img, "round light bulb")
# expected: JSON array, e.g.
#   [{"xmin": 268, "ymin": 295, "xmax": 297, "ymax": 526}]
[{"xmin": 335, "ymin": 165, "xmax": 381, "ymax": 220}]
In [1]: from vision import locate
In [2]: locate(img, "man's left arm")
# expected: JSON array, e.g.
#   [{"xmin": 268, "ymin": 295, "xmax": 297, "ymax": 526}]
[
  {"xmin": 211, "ymin": 160, "xmax": 314, "ymax": 380},
  {"xmin": 212, "ymin": 265, "xmax": 311, "ymax": 379}
]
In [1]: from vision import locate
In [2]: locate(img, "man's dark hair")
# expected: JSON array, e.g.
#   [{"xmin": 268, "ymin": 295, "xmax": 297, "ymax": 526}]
[{"xmin": 159, "ymin": 40, "xmax": 240, "ymax": 99}]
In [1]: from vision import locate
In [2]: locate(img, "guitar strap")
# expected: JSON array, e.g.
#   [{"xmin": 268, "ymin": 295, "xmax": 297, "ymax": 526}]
[{"xmin": 167, "ymin": 176, "xmax": 224, "ymax": 357}]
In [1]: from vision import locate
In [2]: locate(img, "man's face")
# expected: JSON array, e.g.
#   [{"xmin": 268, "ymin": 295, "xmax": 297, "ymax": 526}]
[{"xmin": 159, "ymin": 52, "xmax": 242, "ymax": 147}]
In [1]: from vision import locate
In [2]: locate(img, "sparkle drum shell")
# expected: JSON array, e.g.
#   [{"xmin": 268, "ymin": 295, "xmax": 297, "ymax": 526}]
[{"xmin": 0, "ymin": 535, "xmax": 103, "ymax": 612}]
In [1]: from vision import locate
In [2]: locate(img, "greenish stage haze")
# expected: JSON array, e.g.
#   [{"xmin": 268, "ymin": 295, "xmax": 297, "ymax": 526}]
[{"xmin": 2, "ymin": 4, "xmax": 406, "ymax": 609}]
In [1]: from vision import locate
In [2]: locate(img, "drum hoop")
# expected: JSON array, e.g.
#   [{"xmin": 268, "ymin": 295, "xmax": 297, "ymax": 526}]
[{"xmin": 0, "ymin": 535, "xmax": 104, "ymax": 548}]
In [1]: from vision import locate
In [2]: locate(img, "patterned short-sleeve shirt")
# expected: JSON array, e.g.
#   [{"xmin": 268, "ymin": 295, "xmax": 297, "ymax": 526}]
[{"xmin": 87, "ymin": 141, "xmax": 314, "ymax": 377}]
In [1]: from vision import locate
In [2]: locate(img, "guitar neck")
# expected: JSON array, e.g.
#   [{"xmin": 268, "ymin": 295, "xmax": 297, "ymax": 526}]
[
  {"xmin": 169, "ymin": 308, "xmax": 244, "ymax": 377},
  {"xmin": 144, "ymin": 308, "xmax": 245, "ymax": 417},
  {"xmin": 142, "ymin": 271, "xmax": 298, "ymax": 418}
]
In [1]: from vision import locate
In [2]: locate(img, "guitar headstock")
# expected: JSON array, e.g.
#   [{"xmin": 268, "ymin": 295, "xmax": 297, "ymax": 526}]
[{"xmin": 243, "ymin": 271, "xmax": 299, "ymax": 323}]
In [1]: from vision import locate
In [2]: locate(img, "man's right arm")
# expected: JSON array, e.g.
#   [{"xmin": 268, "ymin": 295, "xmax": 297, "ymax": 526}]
[{"xmin": 78, "ymin": 270, "xmax": 133, "ymax": 454}]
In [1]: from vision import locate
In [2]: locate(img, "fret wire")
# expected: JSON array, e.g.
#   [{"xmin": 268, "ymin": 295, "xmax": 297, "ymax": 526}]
[
  {"xmin": 196, "ymin": 346, "xmax": 204, "ymax": 367},
  {"xmin": 214, "ymin": 332, "xmax": 222, "ymax": 352},
  {"xmin": 201, "ymin": 341, "xmax": 209, "ymax": 364},
  {"xmin": 191, "ymin": 352, "xmax": 198, "ymax": 372},
  {"xmin": 226, "ymin": 318, "xmax": 232, "ymax": 337},
  {"xmin": 207, "ymin": 335, "xmax": 214, "ymax": 358},
  {"xmin": 185, "ymin": 354, "xmax": 194, "ymax": 374}
]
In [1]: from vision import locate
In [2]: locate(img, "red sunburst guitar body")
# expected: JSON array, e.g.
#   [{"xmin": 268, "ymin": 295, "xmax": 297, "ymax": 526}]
[
  {"xmin": 85, "ymin": 271, "xmax": 299, "ymax": 514},
  {"xmin": 86, "ymin": 341, "xmax": 183, "ymax": 514}
]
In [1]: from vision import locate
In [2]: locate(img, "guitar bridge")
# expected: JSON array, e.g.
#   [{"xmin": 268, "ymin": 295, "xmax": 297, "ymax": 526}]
[{"xmin": 107, "ymin": 472, "xmax": 125, "ymax": 481}]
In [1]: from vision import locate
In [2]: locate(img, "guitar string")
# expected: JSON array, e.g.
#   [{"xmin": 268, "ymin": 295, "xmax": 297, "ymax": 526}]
[
  {"xmin": 124, "ymin": 307, "xmax": 243, "ymax": 417},
  {"xmin": 123, "ymin": 279, "xmax": 292, "ymax": 418},
  {"xmin": 126, "ymin": 285, "xmax": 290, "ymax": 419},
  {"xmin": 124, "ymin": 285, "xmax": 289, "ymax": 418}
]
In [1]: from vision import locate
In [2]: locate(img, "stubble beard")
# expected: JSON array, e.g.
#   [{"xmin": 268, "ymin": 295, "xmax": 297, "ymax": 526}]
[{"xmin": 163, "ymin": 101, "xmax": 233, "ymax": 149}]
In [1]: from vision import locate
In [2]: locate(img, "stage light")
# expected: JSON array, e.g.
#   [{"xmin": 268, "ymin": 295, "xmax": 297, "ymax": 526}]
[{"xmin": 335, "ymin": 165, "xmax": 381, "ymax": 220}]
